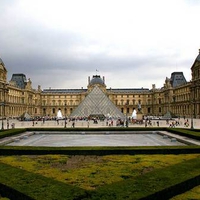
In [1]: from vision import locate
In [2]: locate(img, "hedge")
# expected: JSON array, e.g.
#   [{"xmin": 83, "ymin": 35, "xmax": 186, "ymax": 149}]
[
  {"xmin": 0, "ymin": 145, "xmax": 200, "ymax": 156},
  {"xmin": 165, "ymin": 128, "xmax": 200, "ymax": 141},
  {"xmin": 0, "ymin": 129, "xmax": 26, "ymax": 140}
]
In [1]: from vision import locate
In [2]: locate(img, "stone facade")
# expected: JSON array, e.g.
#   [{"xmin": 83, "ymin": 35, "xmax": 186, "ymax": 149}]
[{"xmin": 1, "ymin": 50, "xmax": 200, "ymax": 119}]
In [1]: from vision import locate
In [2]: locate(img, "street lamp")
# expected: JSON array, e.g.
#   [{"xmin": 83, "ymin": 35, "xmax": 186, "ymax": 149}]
[
  {"xmin": 1, "ymin": 83, "xmax": 7, "ymax": 130},
  {"xmin": 191, "ymin": 117, "xmax": 194, "ymax": 129},
  {"xmin": 125, "ymin": 103, "xmax": 128, "ymax": 127},
  {"xmin": 1, "ymin": 101, "xmax": 4, "ymax": 130},
  {"xmin": 191, "ymin": 100, "xmax": 194, "ymax": 129},
  {"xmin": 64, "ymin": 103, "xmax": 67, "ymax": 128}
]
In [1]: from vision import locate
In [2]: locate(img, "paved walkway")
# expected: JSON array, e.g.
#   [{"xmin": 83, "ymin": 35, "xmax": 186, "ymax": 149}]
[
  {"xmin": 0, "ymin": 118, "xmax": 200, "ymax": 146},
  {"xmin": 3, "ymin": 118, "xmax": 200, "ymax": 129}
]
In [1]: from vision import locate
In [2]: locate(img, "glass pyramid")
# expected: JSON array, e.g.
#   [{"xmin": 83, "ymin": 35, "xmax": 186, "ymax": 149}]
[{"xmin": 70, "ymin": 86, "xmax": 125, "ymax": 119}]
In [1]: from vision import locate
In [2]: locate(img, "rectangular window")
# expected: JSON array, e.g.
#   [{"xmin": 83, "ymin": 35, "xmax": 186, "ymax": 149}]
[{"xmin": 127, "ymin": 108, "xmax": 129, "ymax": 114}]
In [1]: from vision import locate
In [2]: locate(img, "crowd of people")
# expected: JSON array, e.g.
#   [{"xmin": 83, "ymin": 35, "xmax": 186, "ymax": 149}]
[{"xmin": 8, "ymin": 114, "xmax": 194, "ymax": 129}]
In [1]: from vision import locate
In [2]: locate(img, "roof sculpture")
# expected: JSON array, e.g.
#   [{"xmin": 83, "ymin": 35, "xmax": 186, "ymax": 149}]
[
  {"xmin": 195, "ymin": 49, "xmax": 200, "ymax": 62},
  {"xmin": 0, "ymin": 57, "xmax": 7, "ymax": 71},
  {"xmin": 0, "ymin": 58, "xmax": 4, "ymax": 66}
]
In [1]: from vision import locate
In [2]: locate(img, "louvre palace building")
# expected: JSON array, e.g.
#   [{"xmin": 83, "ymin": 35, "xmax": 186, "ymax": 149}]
[{"xmin": 0, "ymin": 49, "xmax": 200, "ymax": 120}]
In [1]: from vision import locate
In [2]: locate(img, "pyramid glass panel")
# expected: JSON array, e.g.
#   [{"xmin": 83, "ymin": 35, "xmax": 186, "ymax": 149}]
[{"xmin": 70, "ymin": 86, "xmax": 125, "ymax": 119}]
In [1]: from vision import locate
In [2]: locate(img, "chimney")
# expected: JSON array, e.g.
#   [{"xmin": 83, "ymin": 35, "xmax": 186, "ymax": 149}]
[
  {"xmin": 103, "ymin": 76, "xmax": 105, "ymax": 84},
  {"xmin": 88, "ymin": 76, "xmax": 90, "ymax": 84}
]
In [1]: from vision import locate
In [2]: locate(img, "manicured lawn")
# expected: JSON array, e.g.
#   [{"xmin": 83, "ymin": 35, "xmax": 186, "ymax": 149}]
[{"xmin": 0, "ymin": 154, "xmax": 199, "ymax": 190}]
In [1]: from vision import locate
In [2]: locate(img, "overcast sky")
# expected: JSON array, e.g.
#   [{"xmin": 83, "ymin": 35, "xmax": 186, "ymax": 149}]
[{"xmin": 0, "ymin": 0, "xmax": 200, "ymax": 90}]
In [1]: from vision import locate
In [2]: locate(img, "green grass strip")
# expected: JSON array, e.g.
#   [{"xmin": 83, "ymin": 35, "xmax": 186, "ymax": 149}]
[
  {"xmin": 0, "ymin": 129, "xmax": 26, "ymax": 139},
  {"xmin": 166, "ymin": 128, "xmax": 200, "ymax": 140}
]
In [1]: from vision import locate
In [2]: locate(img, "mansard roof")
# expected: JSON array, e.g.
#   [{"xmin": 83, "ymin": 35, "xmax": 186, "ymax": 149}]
[
  {"xmin": 42, "ymin": 88, "xmax": 87, "ymax": 94},
  {"xmin": 90, "ymin": 75, "xmax": 105, "ymax": 85},
  {"xmin": 10, "ymin": 74, "xmax": 27, "ymax": 89},
  {"xmin": 88, "ymin": 75, "xmax": 106, "ymax": 87},
  {"xmin": 170, "ymin": 72, "xmax": 187, "ymax": 87},
  {"xmin": 109, "ymin": 88, "xmax": 150, "ymax": 93},
  {"xmin": 42, "ymin": 87, "xmax": 150, "ymax": 94}
]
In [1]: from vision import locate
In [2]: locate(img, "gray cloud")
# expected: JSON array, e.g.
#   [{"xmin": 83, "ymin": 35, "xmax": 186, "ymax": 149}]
[{"xmin": 0, "ymin": 0, "xmax": 198, "ymax": 90}]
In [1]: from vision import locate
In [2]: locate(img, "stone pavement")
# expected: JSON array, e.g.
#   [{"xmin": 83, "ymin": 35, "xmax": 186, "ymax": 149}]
[{"xmin": 3, "ymin": 117, "xmax": 200, "ymax": 129}]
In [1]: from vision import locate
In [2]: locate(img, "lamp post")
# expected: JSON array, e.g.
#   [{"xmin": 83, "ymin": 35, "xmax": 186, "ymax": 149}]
[
  {"xmin": 191, "ymin": 100, "xmax": 194, "ymax": 129},
  {"xmin": 64, "ymin": 103, "xmax": 67, "ymax": 128},
  {"xmin": 191, "ymin": 115, "xmax": 194, "ymax": 129},
  {"xmin": 125, "ymin": 103, "xmax": 128, "ymax": 127},
  {"xmin": 1, "ymin": 83, "xmax": 7, "ymax": 130},
  {"xmin": 1, "ymin": 102, "xmax": 4, "ymax": 130}
]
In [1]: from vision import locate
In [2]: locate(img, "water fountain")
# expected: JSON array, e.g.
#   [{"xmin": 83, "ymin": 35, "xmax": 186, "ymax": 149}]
[
  {"xmin": 57, "ymin": 109, "xmax": 63, "ymax": 119},
  {"xmin": 131, "ymin": 109, "xmax": 137, "ymax": 119}
]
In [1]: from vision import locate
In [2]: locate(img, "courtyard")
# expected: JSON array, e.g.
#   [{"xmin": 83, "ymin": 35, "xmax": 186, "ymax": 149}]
[{"xmin": 3, "ymin": 117, "xmax": 200, "ymax": 129}]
